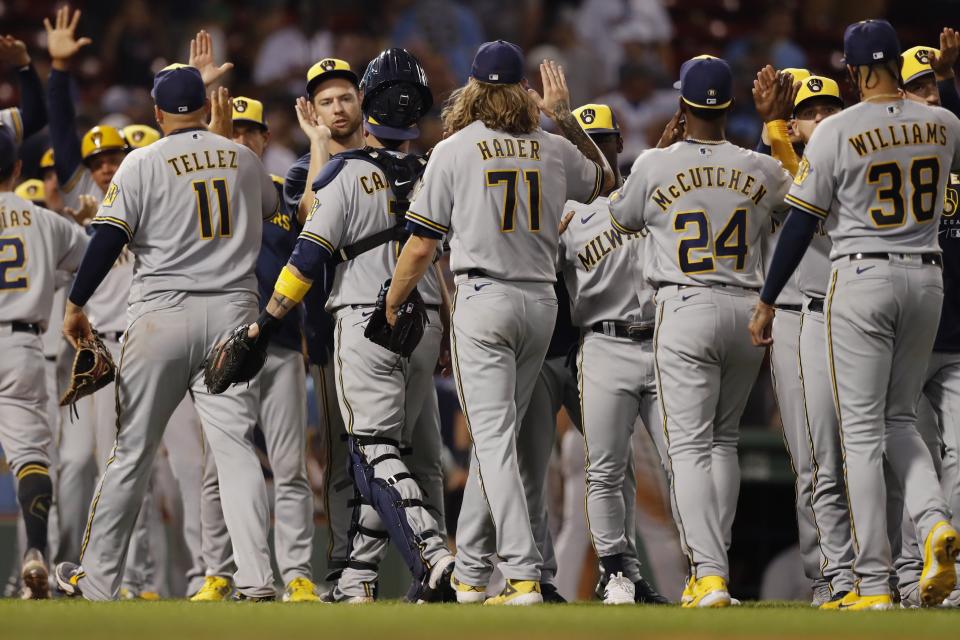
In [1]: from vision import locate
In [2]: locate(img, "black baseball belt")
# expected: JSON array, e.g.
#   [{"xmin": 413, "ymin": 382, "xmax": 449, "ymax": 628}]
[
  {"xmin": 7, "ymin": 321, "xmax": 41, "ymax": 335},
  {"xmin": 590, "ymin": 321, "xmax": 654, "ymax": 342},
  {"xmin": 846, "ymin": 251, "xmax": 942, "ymax": 266}
]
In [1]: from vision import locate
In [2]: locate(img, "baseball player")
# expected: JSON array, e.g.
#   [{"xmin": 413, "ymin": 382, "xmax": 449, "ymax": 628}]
[
  {"xmin": 281, "ymin": 58, "xmax": 362, "ymax": 591},
  {"xmin": 53, "ymin": 63, "xmax": 280, "ymax": 601},
  {"xmin": 0, "ymin": 125, "xmax": 89, "ymax": 598},
  {"xmin": 558, "ymin": 102, "xmax": 671, "ymax": 605},
  {"xmin": 895, "ymin": 34, "xmax": 960, "ymax": 607},
  {"xmin": 610, "ymin": 55, "xmax": 792, "ymax": 608},
  {"xmin": 245, "ymin": 47, "xmax": 456, "ymax": 603},
  {"xmin": 383, "ymin": 44, "xmax": 614, "ymax": 605},
  {"xmin": 453, "ymin": 278, "xmax": 577, "ymax": 604},
  {"xmin": 190, "ymin": 95, "xmax": 319, "ymax": 603},
  {"xmin": 751, "ymin": 20, "xmax": 960, "ymax": 609},
  {"xmin": 753, "ymin": 67, "xmax": 857, "ymax": 607}
]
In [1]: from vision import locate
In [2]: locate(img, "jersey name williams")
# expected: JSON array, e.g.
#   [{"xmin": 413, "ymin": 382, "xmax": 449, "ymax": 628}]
[
  {"xmin": 165, "ymin": 149, "xmax": 239, "ymax": 176},
  {"xmin": 650, "ymin": 166, "xmax": 770, "ymax": 211},
  {"xmin": 577, "ymin": 226, "xmax": 642, "ymax": 271},
  {"xmin": 847, "ymin": 121, "xmax": 949, "ymax": 157}
]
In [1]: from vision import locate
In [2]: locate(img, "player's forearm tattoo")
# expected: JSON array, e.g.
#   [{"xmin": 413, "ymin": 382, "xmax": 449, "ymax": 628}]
[{"xmin": 266, "ymin": 293, "xmax": 296, "ymax": 320}]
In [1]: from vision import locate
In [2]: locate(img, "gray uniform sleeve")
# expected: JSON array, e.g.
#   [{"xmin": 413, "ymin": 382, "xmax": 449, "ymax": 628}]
[
  {"xmin": 560, "ymin": 136, "xmax": 604, "ymax": 205},
  {"xmin": 764, "ymin": 158, "xmax": 794, "ymax": 215},
  {"xmin": 786, "ymin": 123, "xmax": 837, "ymax": 220},
  {"xmin": 50, "ymin": 212, "xmax": 90, "ymax": 272},
  {"xmin": 299, "ymin": 175, "xmax": 348, "ymax": 254},
  {"xmin": 0, "ymin": 107, "xmax": 24, "ymax": 144},
  {"xmin": 406, "ymin": 141, "xmax": 453, "ymax": 235},
  {"xmin": 91, "ymin": 153, "xmax": 142, "ymax": 240},
  {"xmin": 608, "ymin": 153, "xmax": 650, "ymax": 233}
]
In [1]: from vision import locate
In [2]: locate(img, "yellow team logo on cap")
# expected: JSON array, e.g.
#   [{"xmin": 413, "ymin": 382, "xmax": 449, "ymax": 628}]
[
  {"xmin": 40, "ymin": 148, "xmax": 54, "ymax": 169},
  {"xmin": 122, "ymin": 124, "xmax": 160, "ymax": 150},
  {"xmin": 794, "ymin": 75, "xmax": 841, "ymax": 108},
  {"xmin": 901, "ymin": 45, "xmax": 938, "ymax": 84},
  {"xmin": 231, "ymin": 96, "xmax": 266, "ymax": 128},
  {"xmin": 573, "ymin": 104, "xmax": 619, "ymax": 133},
  {"xmin": 14, "ymin": 179, "xmax": 45, "ymax": 203},
  {"xmin": 81, "ymin": 125, "xmax": 125, "ymax": 161}
]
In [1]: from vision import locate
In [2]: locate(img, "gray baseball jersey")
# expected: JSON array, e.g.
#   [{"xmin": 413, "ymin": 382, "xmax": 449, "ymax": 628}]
[
  {"xmin": 559, "ymin": 197, "xmax": 653, "ymax": 326},
  {"xmin": 92, "ymin": 130, "xmax": 278, "ymax": 301},
  {"xmin": 610, "ymin": 141, "xmax": 792, "ymax": 288},
  {"xmin": 795, "ymin": 227, "xmax": 832, "ymax": 298},
  {"xmin": 788, "ymin": 100, "xmax": 960, "ymax": 255},
  {"xmin": 406, "ymin": 120, "xmax": 603, "ymax": 282},
  {"xmin": 299, "ymin": 155, "xmax": 441, "ymax": 307},
  {"xmin": 1, "ymin": 108, "xmax": 24, "ymax": 144},
  {"xmin": 0, "ymin": 192, "xmax": 88, "ymax": 325},
  {"xmin": 61, "ymin": 170, "xmax": 100, "ymax": 211}
]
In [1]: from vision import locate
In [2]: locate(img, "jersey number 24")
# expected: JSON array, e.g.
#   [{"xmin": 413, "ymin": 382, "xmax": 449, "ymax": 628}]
[{"xmin": 674, "ymin": 208, "xmax": 747, "ymax": 274}]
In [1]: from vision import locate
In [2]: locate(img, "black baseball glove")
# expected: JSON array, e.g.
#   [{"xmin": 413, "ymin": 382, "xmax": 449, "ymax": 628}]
[
  {"xmin": 203, "ymin": 324, "xmax": 268, "ymax": 394},
  {"xmin": 364, "ymin": 279, "xmax": 427, "ymax": 358}
]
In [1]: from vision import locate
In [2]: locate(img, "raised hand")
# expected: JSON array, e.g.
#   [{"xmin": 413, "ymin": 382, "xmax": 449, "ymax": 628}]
[
  {"xmin": 656, "ymin": 110, "xmax": 685, "ymax": 148},
  {"xmin": 44, "ymin": 6, "xmax": 91, "ymax": 66},
  {"xmin": 0, "ymin": 35, "xmax": 30, "ymax": 67},
  {"xmin": 529, "ymin": 60, "xmax": 571, "ymax": 119},
  {"xmin": 295, "ymin": 97, "xmax": 331, "ymax": 144},
  {"xmin": 208, "ymin": 86, "xmax": 233, "ymax": 139},
  {"xmin": 189, "ymin": 29, "xmax": 234, "ymax": 87},
  {"xmin": 752, "ymin": 65, "xmax": 778, "ymax": 122},
  {"xmin": 63, "ymin": 194, "xmax": 98, "ymax": 226},
  {"xmin": 931, "ymin": 27, "xmax": 959, "ymax": 80}
]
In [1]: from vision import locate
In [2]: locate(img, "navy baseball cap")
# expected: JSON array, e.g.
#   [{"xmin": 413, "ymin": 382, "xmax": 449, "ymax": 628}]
[
  {"xmin": 471, "ymin": 40, "xmax": 524, "ymax": 84},
  {"xmin": 675, "ymin": 55, "xmax": 733, "ymax": 109},
  {"xmin": 365, "ymin": 115, "xmax": 419, "ymax": 141},
  {"xmin": 152, "ymin": 64, "xmax": 206, "ymax": 114},
  {"xmin": 843, "ymin": 19, "xmax": 901, "ymax": 66},
  {"xmin": 0, "ymin": 124, "xmax": 17, "ymax": 172}
]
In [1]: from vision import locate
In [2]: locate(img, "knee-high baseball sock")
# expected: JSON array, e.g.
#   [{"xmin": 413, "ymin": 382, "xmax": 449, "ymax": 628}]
[{"xmin": 17, "ymin": 463, "xmax": 53, "ymax": 555}]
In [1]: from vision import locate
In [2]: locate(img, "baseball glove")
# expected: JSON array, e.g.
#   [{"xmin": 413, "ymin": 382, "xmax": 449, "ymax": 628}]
[
  {"xmin": 59, "ymin": 331, "xmax": 116, "ymax": 407},
  {"xmin": 364, "ymin": 279, "xmax": 427, "ymax": 358},
  {"xmin": 203, "ymin": 324, "xmax": 268, "ymax": 394}
]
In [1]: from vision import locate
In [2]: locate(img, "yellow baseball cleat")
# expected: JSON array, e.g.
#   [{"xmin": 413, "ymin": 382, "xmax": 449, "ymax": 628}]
[
  {"xmin": 452, "ymin": 575, "xmax": 487, "ymax": 604},
  {"xmin": 920, "ymin": 521, "xmax": 959, "ymax": 606},
  {"xmin": 190, "ymin": 576, "xmax": 233, "ymax": 602},
  {"xmin": 818, "ymin": 590, "xmax": 851, "ymax": 610},
  {"xmin": 680, "ymin": 575, "xmax": 695, "ymax": 605},
  {"xmin": 283, "ymin": 577, "xmax": 321, "ymax": 602},
  {"xmin": 483, "ymin": 580, "xmax": 542, "ymax": 606},
  {"xmin": 139, "ymin": 591, "xmax": 161, "ymax": 601},
  {"xmin": 832, "ymin": 591, "xmax": 893, "ymax": 611},
  {"xmin": 681, "ymin": 576, "xmax": 731, "ymax": 608}
]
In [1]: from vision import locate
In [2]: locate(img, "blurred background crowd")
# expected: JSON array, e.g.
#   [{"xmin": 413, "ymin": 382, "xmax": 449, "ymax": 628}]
[{"xmin": 0, "ymin": 0, "xmax": 955, "ymax": 601}]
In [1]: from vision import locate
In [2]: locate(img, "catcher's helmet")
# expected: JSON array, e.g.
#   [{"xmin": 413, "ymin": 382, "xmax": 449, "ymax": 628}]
[{"xmin": 360, "ymin": 48, "xmax": 433, "ymax": 140}]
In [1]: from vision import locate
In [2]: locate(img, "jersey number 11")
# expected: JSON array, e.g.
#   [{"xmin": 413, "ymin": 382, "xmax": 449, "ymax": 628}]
[{"xmin": 193, "ymin": 178, "xmax": 232, "ymax": 239}]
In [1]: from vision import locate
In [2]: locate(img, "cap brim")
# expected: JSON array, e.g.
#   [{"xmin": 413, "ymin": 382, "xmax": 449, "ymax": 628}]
[
  {"xmin": 307, "ymin": 70, "xmax": 360, "ymax": 95},
  {"xmin": 232, "ymin": 117, "xmax": 268, "ymax": 130},
  {"xmin": 903, "ymin": 69, "xmax": 935, "ymax": 85},
  {"xmin": 365, "ymin": 121, "xmax": 419, "ymax": 141},
  {"xmin": 586, "ymin": 128, "xmax": 620, "ymax": 136}
]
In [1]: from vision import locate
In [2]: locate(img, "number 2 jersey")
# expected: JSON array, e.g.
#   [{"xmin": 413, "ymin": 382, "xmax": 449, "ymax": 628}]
[
  {"xmin": 405, "ymin": 120, "xmax": 603, "ymax": 283},
  {"xmin": 91, "ymin": 128, "xmax": 278, "ymax": 302},
  {"xmin": 0, "ymin": 192, "xmax": 88, "ymax": 326},
  {"xmin": 609, "ymin": 140, "xmax": 791, "ymax": 289},
  {"xmin": 787, "ymin": 99, "xmax": 960, "ymax": 257}
]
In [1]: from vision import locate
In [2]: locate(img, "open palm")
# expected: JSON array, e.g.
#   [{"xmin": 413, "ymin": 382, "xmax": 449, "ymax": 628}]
[{"xmin": 44, "ymin": 6, "xmax": 91, "ymax": 61}]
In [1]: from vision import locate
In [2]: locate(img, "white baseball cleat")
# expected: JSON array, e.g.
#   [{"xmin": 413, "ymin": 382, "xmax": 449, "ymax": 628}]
[{"xmin": 603, "ymin": 572, "xmax": 635, "ymax": 605}]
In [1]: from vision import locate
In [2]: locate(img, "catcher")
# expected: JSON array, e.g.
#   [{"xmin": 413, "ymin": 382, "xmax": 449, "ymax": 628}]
[
  {"xmin": 0, "ymin": 125, "xmax": 90, "ymax": 598},
  {"xmin": 206, "ymin": 48, "xmax": 457, "ymax": 603}
]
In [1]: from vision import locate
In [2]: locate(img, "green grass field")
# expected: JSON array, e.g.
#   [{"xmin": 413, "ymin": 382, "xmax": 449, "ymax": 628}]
[{"xmin": 1, "ymin": 601, "xmax": 957, "ymax": 640}]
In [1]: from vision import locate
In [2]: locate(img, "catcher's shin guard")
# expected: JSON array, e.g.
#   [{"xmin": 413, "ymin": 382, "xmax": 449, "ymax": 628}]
[{"xmin": 347, "ymin": 436, "xmax": 437, "ymax": 581}]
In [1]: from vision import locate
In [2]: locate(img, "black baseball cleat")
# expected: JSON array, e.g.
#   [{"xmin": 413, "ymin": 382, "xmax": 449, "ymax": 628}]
[
  {"xmin": 540, "ymin": 582, "xmax": 567, "ymax": 603},
  {"xmin": 634, "ymin": 577, "xmax": 670, "ymax": 604},
  {"xmin": 54, "ymin": 562, "xmax": 84, "ymax": 598},
  {"xmin": 411, "ymin": 554, "xmax": 457, "ymax": 603}
]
